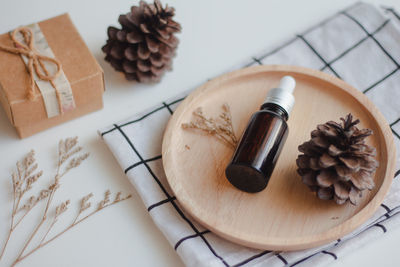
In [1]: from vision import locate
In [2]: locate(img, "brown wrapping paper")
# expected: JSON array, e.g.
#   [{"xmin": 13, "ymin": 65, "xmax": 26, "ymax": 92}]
[{"xmin": 0, "ymin": 13, "xmax": 104, "ymax": 138}]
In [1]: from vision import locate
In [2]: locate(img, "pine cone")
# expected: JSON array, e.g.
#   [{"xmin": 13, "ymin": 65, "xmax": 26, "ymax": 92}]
[
  {"xmin": 102, "ymin": 0, "xmax": 181, "ymax": 82},
  {"xmin": 296, "ymin": 114, "xmax": 379, "ymax": 205}
]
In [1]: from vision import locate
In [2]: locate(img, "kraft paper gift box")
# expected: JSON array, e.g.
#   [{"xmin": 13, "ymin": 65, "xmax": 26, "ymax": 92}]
[{"xmin": 0, "ymin": 13, "xmax": 104, "ymax": 138}]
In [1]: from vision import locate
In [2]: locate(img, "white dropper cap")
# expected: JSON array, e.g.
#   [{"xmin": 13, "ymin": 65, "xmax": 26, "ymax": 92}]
[{"xmin": 263, "ymin": 76, "xmax": 296, "ymax": 116}]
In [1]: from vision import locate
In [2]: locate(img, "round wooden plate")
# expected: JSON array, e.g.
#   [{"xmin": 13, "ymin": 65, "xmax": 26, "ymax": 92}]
[{"xmin": 162, "ymin": 65, "xmax": 396, "ymax": 251}]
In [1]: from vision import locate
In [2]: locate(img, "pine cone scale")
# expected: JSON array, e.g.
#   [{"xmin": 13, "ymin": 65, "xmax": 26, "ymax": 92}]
[
  {"xmin": 158, "ymin": 34, "xmax": 179, "ymax": 48},
  {"xmin": 340, "ymin": 157, "xmax": 361, "ymax": 171},
  {"xmin": 116, "ymin": 31, "xmax": 127, "ymax": 42},
  {"xmin": 349, "ymin": 187, "xmax": 360, "ymax": 205},
  {"xmin": 333, "ymin": 181, "xmax": 350, "ymax": 199},
  {"xmin": 126, "ymin": 31, "xmax": 143, "ymax": 43},
  {"xmin": 319, "ymin": 153, "xmax": 338, "ymax": 168},
  {"xmin": 309, "ymin": 157, "xmax": 321, "ymax": 170},
  {"xmin": 145, "ymin": 36, "xmax": 160, "ymax": 52},
  {"xmin": 107, "ymin": 27, "xmax": 118, "ymax": 39},
  {"xmin": 137, "ymin": 44, "xmax": 150, "ymax": 59},
  {"xmin": 302, "ymin": 171, "xmax": 316, "ymax": 186},
  {"xmin": 335, "ymin": 165, "xmax": 352, "ymax": 179},
  {"xmin": 102, "ymin": 42, "xmax": 112, "ymax": 54},
  {"xmin": 139, "ymin": 23, "xmax": 151, "ymax": 34},
  {"xmin": 316, "ymin": 170, "xmax": 335, "ymax": 187},
  {"xmin": 149, "ymin": 54, "xmax": 163, "ymax": 67},
  {"xmin": 127, "ymin": 9, "xmax": 141, "ymax": 26},
  {"xmin": 318, "ymin": 187, "xmax": 333, "ymax": 200},
  {"xmin": 150, "ymin": 65, "xmax": 165, "ymax": 75},
  {"xmin": 124, "ymin": 47, "xmax": 138, "ymax": 61},
  {"xmin": 166, "ymin": 20, "xmax": 181, "ymax": 31},
  {"xmin": 122, "ymin": 61, "xmax": 136, "ymax": 73},
  {"xmin": 328, "ymin": 144, "xmax": 343, "ymax": 156},
  {"xmin": 109, "ymin": 58, "xmax": 123, "ymax": 71},
  {"xmin": 156, "ymin": 27, "xmax": 170, "ymax": 39},
  {"xmin": 137, "ymin": 60, "xmax": 151, "ymax": 72},
  {"xmin": 110, "ymin": 45, "xmax": 124, "ymax": 59},
  {"xmin": 118, "ymin": 15, "xmax": 135, "ymax": 30}
]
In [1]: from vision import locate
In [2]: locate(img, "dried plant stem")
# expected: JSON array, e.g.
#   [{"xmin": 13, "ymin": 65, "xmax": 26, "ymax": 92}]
[
  {"xmin": 39, "ymin": 218, "xmax": 57, "ymax": 246},
  {"xmin": 1, "ymin": 203, "xmax": 37, "ymax": 259},
  {"xmin": 220, "ymin": 104, "xmax": 237, "ymax": 145},
  {"xmin": 12, "ymin": 198, "xmax": 130, "ymax": 266},
  {"xmin": 22, "ymin": 143, "xmax": 83, "ymax": 257},
  {"xmin": 14, "ymin": 206, "xmax": 34, "ymax": 229},
  {"xmin": 13, "ymin": 156, "xmax": 63, "ymax": 263},
  {"xmin": 0, "ymin": 158, "xmax": 41, "ymax": 260},
  {"xmin": 182, "ymin": 104, "xmax": 238, "ymax": 149},
  {"xmin": 1, "ymin": 137, "xmax": 130, "ymax": 266},
  {"xmin": 13, "ymin": 194, "xmax": 52, "ymax": 263},
  {"xmin": 0, "ymin": 226, "xmax": 12, "ymax": 261},
  {"xmin": 0, "ymin": 198, "xmax": 15, "ymax": 260}
]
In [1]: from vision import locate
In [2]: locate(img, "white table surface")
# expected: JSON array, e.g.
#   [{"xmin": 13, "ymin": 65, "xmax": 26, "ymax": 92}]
[{"xmin": 0, "ymin": 0, "xmax": 399, "ymax": 266}]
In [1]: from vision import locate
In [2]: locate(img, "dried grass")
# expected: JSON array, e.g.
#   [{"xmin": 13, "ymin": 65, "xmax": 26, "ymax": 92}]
[
  {"xmin": 0, "ymin": 137, "xmax": 131, "ymax": 266},
  {"xmin": 181, "ymin": 103, "xmax": 238, "ymax": 149}
]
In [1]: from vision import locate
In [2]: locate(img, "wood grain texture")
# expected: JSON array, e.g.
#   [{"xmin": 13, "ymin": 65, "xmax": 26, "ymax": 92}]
[{"xmin": 162, "ymin": 65, "xmax": 396, "ymax": 251}]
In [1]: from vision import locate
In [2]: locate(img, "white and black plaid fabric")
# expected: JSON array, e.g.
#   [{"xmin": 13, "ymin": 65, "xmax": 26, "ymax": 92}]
[{"xmin": 100, "ymin": 3, "xmax": 400, "ymax": 266}]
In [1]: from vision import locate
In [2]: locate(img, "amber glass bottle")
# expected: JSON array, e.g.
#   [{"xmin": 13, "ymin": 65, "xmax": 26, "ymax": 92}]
[{"xmin": 225, "ymin": 76, "xmax": 296, "ymax": 193}]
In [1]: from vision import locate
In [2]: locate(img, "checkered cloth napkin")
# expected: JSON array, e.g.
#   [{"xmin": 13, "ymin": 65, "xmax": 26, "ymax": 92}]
[{"xmin": 100, "ymin": 3, "xmax": 400, "ymax": 266}]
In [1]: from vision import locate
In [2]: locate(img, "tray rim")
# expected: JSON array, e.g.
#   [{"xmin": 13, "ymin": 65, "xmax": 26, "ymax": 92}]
[{"xmin": 162, "ymin": 64, "xmax": 396, "ymax": 250}]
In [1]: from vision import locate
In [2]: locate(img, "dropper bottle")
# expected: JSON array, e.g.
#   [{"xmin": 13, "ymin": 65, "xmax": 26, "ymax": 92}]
[{"xmin": 225, "ymin": 76, "xmax": 296, "ymax": 193}]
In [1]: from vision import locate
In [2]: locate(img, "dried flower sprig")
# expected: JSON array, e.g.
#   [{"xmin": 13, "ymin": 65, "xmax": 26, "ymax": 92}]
[
  {"xmin": 0, "ymin": 151, "xmax": 44, "ymax": 260},
  {"xmin": 15, "ymin": 190, "xmax": 131, "ymax": 264},
  {"xmin": 182, "ymin": 103, "xmax": 238, "ymax": 149},
  {"xmin": 0, "ymin": 137, "xmax": 132, "ymax": 266}
]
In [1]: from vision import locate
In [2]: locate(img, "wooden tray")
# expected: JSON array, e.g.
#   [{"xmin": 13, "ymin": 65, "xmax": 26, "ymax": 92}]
[{"xmin": 162, "ymin": 65, "xmax": 396, "ymax": 251}]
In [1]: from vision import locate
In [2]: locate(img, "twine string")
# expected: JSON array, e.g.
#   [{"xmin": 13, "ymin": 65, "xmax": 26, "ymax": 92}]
[{"xmin": 0, "ymin": 27, "xmax": 61, "ymax": 103}]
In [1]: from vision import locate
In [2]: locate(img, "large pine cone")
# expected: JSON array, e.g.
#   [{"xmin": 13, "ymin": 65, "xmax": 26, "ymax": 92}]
[
  {"xmin": 102, "ymin": 0, "xmax": 181, "ymax": 82},
  {"xmin": 296, "ymin": 114, "xmax": 379, "ymax": 205}
]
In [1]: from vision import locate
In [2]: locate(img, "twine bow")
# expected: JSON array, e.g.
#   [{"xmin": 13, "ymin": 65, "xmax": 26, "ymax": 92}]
[{"xmin": 0, "ymin": 27, "xmax": 61, "ymax": 100}]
